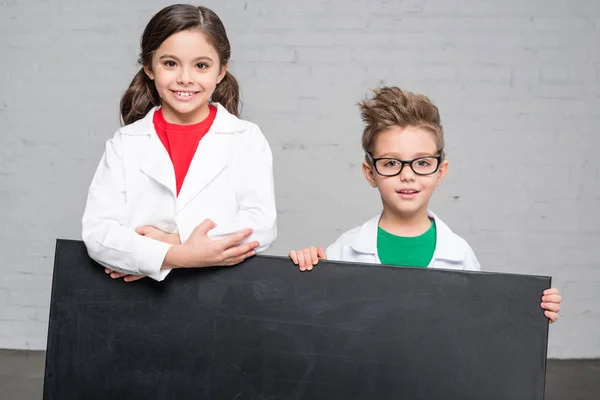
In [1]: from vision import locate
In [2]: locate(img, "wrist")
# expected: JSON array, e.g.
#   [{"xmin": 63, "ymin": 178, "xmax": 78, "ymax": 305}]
[
  {"xmin": 163, "ymin": 245, "xmax": 191, "ymax": 269},
  {"xmin": 169, "ymin": 233, "xmax": 182, "ymax": 246}
]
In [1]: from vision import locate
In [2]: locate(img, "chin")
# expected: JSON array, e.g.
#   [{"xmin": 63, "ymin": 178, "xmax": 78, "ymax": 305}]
[
  {"xmin": 389, "ymin": 202, "xmax": 423, "ymax": 216},
  {"xmin": 172, "ymin": 102, "xmax": 200, "ymax": 113},
  {"xmin": 170, "ymin": 107, "xmax": 203, "ymax": 119}
]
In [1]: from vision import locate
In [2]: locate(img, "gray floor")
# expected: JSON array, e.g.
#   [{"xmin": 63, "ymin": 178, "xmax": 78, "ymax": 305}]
[{"xmin": 1, "ymin": 350, "xmax": 598, "ymax": 399}]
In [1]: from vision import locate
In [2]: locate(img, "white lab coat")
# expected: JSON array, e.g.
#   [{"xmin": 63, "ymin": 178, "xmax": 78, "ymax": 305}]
[
  {"xmin": 326, "ymin": 211, "xmax": 480, "ymax": 271},
  {"xmin": 82, "ymin": 103, "xmax": 277, "ymax": 281}
]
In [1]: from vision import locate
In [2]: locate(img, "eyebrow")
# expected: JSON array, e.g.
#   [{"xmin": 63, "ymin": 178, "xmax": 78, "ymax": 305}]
[{"xmin": 158, "ymin": 54, "xmax": 214, "ymax": 62}]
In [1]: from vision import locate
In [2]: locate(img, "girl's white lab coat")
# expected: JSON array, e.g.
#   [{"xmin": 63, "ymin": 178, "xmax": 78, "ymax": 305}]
[
  {"xmin": 82, "ymin": 104, "xmax": 277, "ymax": 281},
  {"xmin": 326, "ymin": 211, "xmax": 480, "ymax": 271}
]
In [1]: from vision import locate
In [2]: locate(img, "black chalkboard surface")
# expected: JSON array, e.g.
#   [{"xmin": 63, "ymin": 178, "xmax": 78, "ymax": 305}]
[{"xmin": 44, "ymin": 239, "xmax": 550, "ymax": 400}]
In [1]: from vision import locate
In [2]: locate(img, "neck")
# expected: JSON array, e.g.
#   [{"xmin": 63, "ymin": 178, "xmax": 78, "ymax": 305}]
[{"xmin": 378, "ymin": 205, "xmax": 431, "ymax": 237}]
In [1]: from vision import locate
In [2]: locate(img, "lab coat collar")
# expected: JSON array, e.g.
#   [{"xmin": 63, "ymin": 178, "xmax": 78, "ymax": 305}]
[{"xmin": 349, "ymin": 210, "xmax": 465, "ymax": 262}]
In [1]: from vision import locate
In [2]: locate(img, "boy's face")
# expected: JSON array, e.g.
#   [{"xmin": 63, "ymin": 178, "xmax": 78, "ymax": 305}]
[{"xmin": 362, "ymin": 126, "xmax": 448, "ymax": 218}]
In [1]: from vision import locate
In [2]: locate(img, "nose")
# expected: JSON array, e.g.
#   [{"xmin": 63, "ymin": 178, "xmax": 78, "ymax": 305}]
[
  {"xmin": 399, "ymin": 162, "xmax": 416, "ymax": 181},
  {"xmin": 177, "ymin": 66, "xmax": 193, "ymax": 85}
]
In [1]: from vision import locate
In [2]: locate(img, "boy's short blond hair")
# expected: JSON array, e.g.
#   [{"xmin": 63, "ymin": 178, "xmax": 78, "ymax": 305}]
[{"xmin": 359, "ymin": 87, "xmax": 445, "ymax": 161}]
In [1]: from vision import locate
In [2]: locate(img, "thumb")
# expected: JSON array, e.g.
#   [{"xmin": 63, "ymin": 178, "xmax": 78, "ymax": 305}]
[
  {"xmin": 191, "ymin": 219, "xmax": 217, "ymax": 237},
  {"xmin": 317, "ymin": 247, "xmax": 327, "ymax": 260},
  {"xmin": 135, "ymin": 226, "xmax": 148, "ymax": 235}
]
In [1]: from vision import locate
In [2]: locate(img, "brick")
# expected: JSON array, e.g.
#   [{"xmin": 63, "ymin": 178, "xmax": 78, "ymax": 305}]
[
  {"xmin": 533, "ymin": 16, "xmax": 591, "ymax": 31},
  {"xmin": 541, "ymin": 65, "xmax": 570, "ymax": 81},
  {"xmin": 529, "ymin": 84, "xmax": 585, "ymax": 99}
]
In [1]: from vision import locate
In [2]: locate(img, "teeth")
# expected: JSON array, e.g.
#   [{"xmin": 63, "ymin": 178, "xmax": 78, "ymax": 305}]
[{"xmin": 176, "ymin": 91, "xmax": 195, "ymax": 97}]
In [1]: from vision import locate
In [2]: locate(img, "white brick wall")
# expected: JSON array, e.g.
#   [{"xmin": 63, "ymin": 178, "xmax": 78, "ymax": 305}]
[{"xmin": 1, "ymin": 0, "xmax": 598, "ymax": 358}]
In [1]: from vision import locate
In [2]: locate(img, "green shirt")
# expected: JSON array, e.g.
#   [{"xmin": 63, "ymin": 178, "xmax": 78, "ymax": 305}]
[{"xmin": 377, "ymin": 219, "xmax": 437, "ymax": 268}]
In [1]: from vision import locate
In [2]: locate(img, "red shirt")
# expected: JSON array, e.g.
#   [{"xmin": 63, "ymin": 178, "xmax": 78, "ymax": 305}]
[{"xmin": 153, "ymin": 106, "xmax": 217, "ymax": 195}]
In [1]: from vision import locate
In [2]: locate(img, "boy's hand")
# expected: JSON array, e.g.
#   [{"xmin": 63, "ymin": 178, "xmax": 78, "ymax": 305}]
[
  {"xmin": 289, "ymin": 246, "xmax": 327, "ymax": 271},
  {"xmin": 541, "ymin": 287, "xmax": 562, "ymax": 323}
]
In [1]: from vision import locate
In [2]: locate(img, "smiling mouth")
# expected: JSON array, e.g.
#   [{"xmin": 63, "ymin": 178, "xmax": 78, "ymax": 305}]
[
  {"xmin": 171, "ymin": 90, "xmax": 199, "ymax": 98},
  {"xmin": 397, "ymin": 189, "xmax": 420, "ymax": 194}
]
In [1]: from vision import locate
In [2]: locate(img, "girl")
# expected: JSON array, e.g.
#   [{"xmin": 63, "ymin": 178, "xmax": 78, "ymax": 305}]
[{"xmin": 82, "ymin": 4, "xmax": 277, "ymax": 282}]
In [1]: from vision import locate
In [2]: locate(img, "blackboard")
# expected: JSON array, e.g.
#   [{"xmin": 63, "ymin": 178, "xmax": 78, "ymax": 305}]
[{"xmin": 44, "ymin": 239, "xmax": 550, "ymax": 399}]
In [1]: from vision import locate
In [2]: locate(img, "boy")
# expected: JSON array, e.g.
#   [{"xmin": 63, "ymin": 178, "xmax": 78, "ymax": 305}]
[{"xmin": 289, "ymin": 87, "xmax": 561, "ymax": 322}]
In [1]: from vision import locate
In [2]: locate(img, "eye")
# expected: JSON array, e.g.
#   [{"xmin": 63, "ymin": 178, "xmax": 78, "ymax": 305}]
[
  {"xmin": 383, "ymin": 159, "xmax": 399, "ymax": 168},
  {"xmin": 163, "ymin": 60, "xmax": 176, "ymax": 68},
  {"xmin": 415, "ymin": 159, "xmax": 431, "ymax": 167},
  {"xmin": 196, "ymin": 62, "xmax": 208, "ymax": 70}
]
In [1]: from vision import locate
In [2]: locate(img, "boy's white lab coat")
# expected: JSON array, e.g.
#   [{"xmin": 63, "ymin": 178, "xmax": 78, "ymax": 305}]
[
  {"xmin": 82, "ymin": 104, "xmax": 277, "ymax": 281},
  {"xmin": 326, "ymin": 211, "xmax": 480, "ymax": 271}
]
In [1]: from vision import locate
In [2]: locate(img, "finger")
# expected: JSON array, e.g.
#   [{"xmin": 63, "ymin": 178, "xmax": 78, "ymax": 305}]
[
  {"xmin": 289, "ymin": 250, "xmax": 299, "ymax": 264},
  {"xmin": 222, "ymin": 241, "xmax": 260, "ymax": 259},
  {"xmin": 302, "ymin": 248, "xmax": 313, "ymax": 271},
  {"xmin": 124, "ymin": 275, "xmax": 146, "ymax": 282},
  {"xmin": 310, "ymin": 247, "xmax": 319, "ymax": 265},
  {"xmin": 105, "ymin": 268, "xmax": 112, "ymax": 274},
  {"xmin": 135, "ymin": 226, "xmax": 148, "ymax": 235},
  {"xmin": 317, "ymin": 247, "xmax": 327, "ymax": 259},
  {"xmin": 191, "ymin": 219, "xmax": 217, "ymax": 238},
  {"xmin": 110, "ymin": 272, "xmax": 128, "ymax": 279},
  {"xmin": 541, "ymin": 302, "xmax": 561, "ymax": 312},
  {"xmin": 226, "ymin": 249, "xmax": 257, "ymax": 266},
  {"xmin": 219, "ymin": 229, "xmax": 254, "ymax": 249},
  {"xmin": 143, "ymin": 226, "xmax": 163, "ymax": 235},
  {"xmin": 297, "ymin": 250, "xmax": 306, "ymax": 271},
  {"xmin": 545, "ymin": 311, "xmax": 559, "ymax": 323},
  {"xmin": 543, "ymin": 288, "xmax": 559, "ymax": 296},
  {"xmin": 542, "ymin": 294, "xmax": 562, "ymax": 304}
]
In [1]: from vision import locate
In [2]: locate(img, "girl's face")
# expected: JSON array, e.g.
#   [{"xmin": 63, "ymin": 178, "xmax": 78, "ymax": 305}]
[
  {"xmin": 144, "ymin": 29, "xmax": 226, "ymax": 125},
  {"xmin": 362, "ymin": 126, "xmax": 448, "ymax": 220}
]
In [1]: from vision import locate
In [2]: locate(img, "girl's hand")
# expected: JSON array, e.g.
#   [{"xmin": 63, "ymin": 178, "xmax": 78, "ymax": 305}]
[
  {"xmin": 170, "ymin": 219, "xmax": 259, "ymax": 268},
  {"xmin": 289, "ymin": 246, "xmax": 326, "ymax": 271},
  {"xmin": 136, "ymin": 226, "xmax": 181, "ymax": 245},
  {"xmin": 541, "ymin": 287, "xmax": 562, "ymax": 323},
  {"xmin": 104, "ymin": 226, "xmax": 179, "ymax": 282},
  {"xmin": 104, "ymin": 268, "xmax": 146, "ymax": 283}
]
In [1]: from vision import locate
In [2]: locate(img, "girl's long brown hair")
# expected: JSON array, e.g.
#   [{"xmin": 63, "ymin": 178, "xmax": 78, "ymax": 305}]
[{"xmin": 120, "ymin": 4, "xmax": 240, "ymax": 125}]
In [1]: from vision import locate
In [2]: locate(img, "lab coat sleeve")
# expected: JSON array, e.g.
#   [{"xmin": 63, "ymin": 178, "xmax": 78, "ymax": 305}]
[
  {"xmin": 325, "ymin": 240, "xmax": 343, "ymax": 261},
  {"xmin": 463, "ymin": 245, "xmax": 481, "ymax": 271},
  {"xmin": 81, "ymin": 134, "xmax": 173, "ymax": 281},
  {"xmin": 229, "ymin": 125, "xmax": 277, "ymax": 253}
]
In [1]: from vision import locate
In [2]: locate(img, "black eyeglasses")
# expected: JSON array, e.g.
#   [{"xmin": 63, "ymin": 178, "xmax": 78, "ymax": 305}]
[{"xmin": 367, "ymin": 153, "xmax": 443, "ymax": 176}]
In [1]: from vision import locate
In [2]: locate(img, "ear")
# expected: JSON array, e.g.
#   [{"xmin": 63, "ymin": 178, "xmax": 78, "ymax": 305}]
[
  {"xmin": 362, "ymin": 160, "xmax": 378, "ymax": 188},
  {"xmin": 143, "ymin": 64, "xmax": 155, "ymax": 80},
  {"xmin": 217, "ymin": 63, "xmax": 228, "ymax": 84},
  {"xmin": 435, "ymin": 160, "xmax": 449, "ymax": 186}
]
